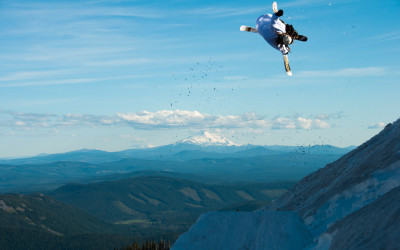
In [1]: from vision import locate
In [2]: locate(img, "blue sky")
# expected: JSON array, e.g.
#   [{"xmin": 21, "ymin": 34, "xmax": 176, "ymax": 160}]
[{"xmin": 0, "ymin": 0, "xmax": 399, "ymax": 157}]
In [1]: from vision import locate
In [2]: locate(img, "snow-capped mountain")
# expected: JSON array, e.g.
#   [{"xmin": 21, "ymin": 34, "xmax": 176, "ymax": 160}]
[
  {"xmin": 177, "ymin": 130, "xmax": 239, "ymax": 147},
  {"xmin": 172, "ymin": 118, "xmax": 400, "ymax": 250}
]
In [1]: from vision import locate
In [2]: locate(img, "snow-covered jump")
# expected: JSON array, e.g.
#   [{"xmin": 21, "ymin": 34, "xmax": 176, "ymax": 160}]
[{"xmin": 240, "ymin": 1, "xmax": 307, "ymax": 76}]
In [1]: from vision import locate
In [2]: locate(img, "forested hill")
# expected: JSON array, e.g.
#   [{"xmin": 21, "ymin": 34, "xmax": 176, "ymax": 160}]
[{"xmin": 0, "ymin": 193, "xmax": 171, "ymax": 249}]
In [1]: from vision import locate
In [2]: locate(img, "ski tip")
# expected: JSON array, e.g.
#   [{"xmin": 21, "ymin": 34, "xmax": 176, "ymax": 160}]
[
  {"xmin": 272, "ymin": 2, "xmax": 278, "ymax": 13},
  {"xmin": 240, "ymin": 25, "xmax": 258, "ymax": 33},
  {"xmin": 286, "ymin": 71, "xmax": 293, "ymax": 76}
]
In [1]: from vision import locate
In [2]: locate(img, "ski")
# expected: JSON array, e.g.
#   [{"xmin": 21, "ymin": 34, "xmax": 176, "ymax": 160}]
[
  {"xmin": 283, "ymin": 54, "xmax": 292, "ymax": 76},
  {"xmin": 272, "ymin": 1, "xmax": 278, "ymax": 13},
  {"xmin": 240, "ymin": 25, "xmax": 258, "ymax": 33}
]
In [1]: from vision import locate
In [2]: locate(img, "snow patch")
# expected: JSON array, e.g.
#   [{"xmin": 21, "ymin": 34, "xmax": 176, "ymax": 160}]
[
  {"xmin": 180, "ymin": 187, "xmax": 201, "ymax": 202},
  {"xmin": 178, "ymin": 131, "xmax": 238, "ymax": 146},
  {"xmin": 201, "ymin": 188, "xmax": 222, "ymax": 201},
  {"xmin": 40, "ymin": 224, "xmax": 63, "ymax": 236},
  {"xmin": 235, "ymin": 190, "xmax": 255, "ymax": 201},
  {"xmin": 314, "ymin": 231, "xmax": 335, "ymax": 250},
  {"xmin": 0, "ymin": 200, "xmax": 15, "ymax": 213}
]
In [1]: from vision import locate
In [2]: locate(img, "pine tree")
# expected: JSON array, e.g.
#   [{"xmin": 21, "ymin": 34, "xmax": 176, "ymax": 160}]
[{"xmin": 120, "ymin": 239, "xmax": 170, "ymax": 250}]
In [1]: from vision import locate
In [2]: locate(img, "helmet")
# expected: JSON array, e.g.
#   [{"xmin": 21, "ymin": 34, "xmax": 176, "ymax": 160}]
[{"xmin": 282, "ymin": 35, "xmax": 293, "ymax": 46}]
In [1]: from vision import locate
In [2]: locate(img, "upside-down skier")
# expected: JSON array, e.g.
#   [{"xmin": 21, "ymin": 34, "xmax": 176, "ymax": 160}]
[{"xmin": 240, "ymin": 2, "xmax": 307, "ymax": 76}]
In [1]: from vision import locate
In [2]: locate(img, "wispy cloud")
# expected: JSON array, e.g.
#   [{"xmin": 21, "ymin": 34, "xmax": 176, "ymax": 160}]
[
  {"xmin": 0, "ymin": 110, "xmax": 338, "ymax": 131},
  {"xmin": 179, "ymin": 6, "xmax": 261, "ymax": 17},
  {"xmin": 296, "ymin": 67, "xmax": 388, "ymax": 78},
  {"xmin": 178, "ymin": 0, "xmax": 355, "ymax": 17},
  {"xmin": 0, "ymin": 73, "xmax": 161, "ymax": 88},
  {"xmin": 0, "ymin": 111, "xmax": 57, "ymax": 128},
  {"xmin": 0, "ymin": 1, "xmax": 175, "ymax": 76},
  {"xmin": 0, "ymin": 70, "xmax": 73, "ymax": 82},
  {"xmin": 281, "ymin": 0, "xmax": 325, "ymax": 8},
  {"xmin": 0, "ymin": 78, "xmax": 98, "ymax": 88},
  {"xmin": 3, "ymin": 2, "xmax": 164, "ymax": 20},
  {"xmin": 281, "ymin": 0, "xmax": 360, "ymax": 8},
  {"xmin": 366, "ymin": 32, "xmax": 400, "ymax": 43}
]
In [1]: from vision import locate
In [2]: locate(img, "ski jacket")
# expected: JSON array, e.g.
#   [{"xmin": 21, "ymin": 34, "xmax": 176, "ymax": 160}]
[{"xmin": 256, "ymin": 13, "xmax": 289, "ymax": 55}]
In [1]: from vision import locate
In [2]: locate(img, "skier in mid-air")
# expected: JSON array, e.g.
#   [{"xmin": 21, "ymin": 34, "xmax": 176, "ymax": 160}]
[{"xmin": 240, "ymin": 2, "xmax": 307, "ymax": 76}]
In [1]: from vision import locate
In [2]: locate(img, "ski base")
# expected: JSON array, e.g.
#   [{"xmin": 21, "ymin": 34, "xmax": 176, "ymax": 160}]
[
  {"xmin": 283, "ymin": 54, "xmax": 292, "ymax": 76},
  {"xmin": 240, "ymin": 25, "xmax": 258, "ymax": 33}
]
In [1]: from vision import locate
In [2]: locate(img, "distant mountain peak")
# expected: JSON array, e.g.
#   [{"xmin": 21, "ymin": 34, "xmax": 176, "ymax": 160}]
[{"xmin": 177, "ymin": 130, "xmax": 239, "ymax": 146}]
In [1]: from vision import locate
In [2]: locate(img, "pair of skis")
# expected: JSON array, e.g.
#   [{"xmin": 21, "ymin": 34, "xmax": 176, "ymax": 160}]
[{"xmin": 240, "ymin": 1, "xmax": 292, "ymax": 76}]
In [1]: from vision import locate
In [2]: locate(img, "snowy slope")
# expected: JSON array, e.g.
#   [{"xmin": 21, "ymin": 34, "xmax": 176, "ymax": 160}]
[
  {"xmin": 172, "ymin": 118, "xmax": 400, "ymax": 249},
  {"xmin": 172, "ymin": 211, "xmax": 312, "ymax": 250}
]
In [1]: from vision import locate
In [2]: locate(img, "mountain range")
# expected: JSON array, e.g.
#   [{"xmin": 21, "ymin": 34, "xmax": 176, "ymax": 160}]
[
  {"xmin": 0, "ymin": 131, "xmax": 355, "ymax": 165},
  {"xmin": 0, "ymin": 131, "xmax": 354, "ymax": 193}
]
